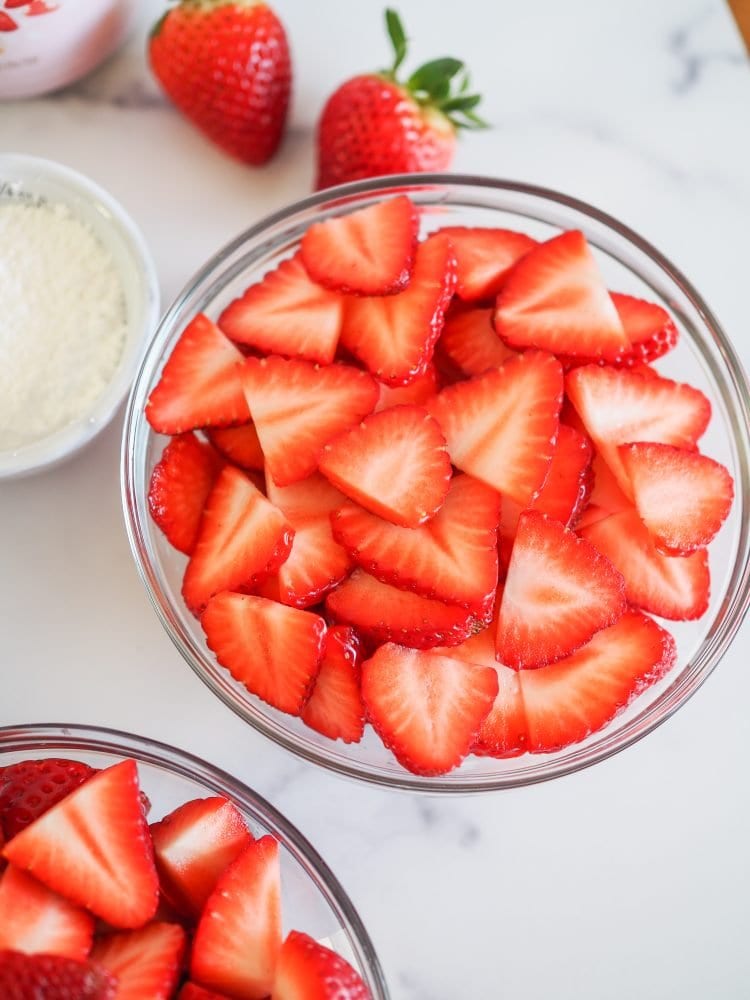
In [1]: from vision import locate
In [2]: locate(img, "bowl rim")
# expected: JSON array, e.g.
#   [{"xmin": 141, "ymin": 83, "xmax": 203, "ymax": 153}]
[{"xmin": 121, "ymin": 171, "xmax": 750, "ymax": 794}]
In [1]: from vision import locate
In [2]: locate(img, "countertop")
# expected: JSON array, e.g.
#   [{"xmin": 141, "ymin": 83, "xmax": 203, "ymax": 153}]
[{"xmin": 2, "ymin": 1, "xmax": 750, "ymax": 996}]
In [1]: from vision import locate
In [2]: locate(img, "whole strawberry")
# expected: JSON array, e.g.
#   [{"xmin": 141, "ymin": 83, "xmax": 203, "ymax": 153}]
[
  {"xmin": 149, "ymin": 0, "xmax": 291, "ymax": 166},
  {"xmin": 316, "ymin": 9, "xmax": 485, "ymax": 189}
]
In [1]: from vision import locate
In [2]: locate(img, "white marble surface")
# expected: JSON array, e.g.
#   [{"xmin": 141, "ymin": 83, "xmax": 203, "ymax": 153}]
[{"xmin": 2, "ymin": 1, "xmax": 750, "ymax": 996}]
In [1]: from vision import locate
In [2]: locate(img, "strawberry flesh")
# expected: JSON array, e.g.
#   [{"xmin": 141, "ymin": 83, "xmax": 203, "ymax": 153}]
[
  {"xmin": 438, "ymin": 226, "xmax": 537, "ymax": 301},
  {"xmin": 436, "ymin": 304, "xmax": 516, "ymax": 378},
  {"xmin": 91, "ymin": 922, "xmax": 186, "ymax": 1000},
  {"xmin": 301, "ymin": 626, "xmax": 366, "ymax": 744},
  {"xmin": 273, "ymin": 930, "xmax": 371, "ymax": 1000},
  {"xmin": 530, "ymin": 423, "xmax": 593, "ymax": 526},
  {"xmin": 206, "ymin": 423, "xmax": 264, "ymax": 472},
  {"xmin": 0, "ymin": 865, "xmax": 94, "ymax": 961}
]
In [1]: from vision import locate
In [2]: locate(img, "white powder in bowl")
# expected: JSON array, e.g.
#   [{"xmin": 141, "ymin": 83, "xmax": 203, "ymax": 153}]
[{"xmin": 0, "ymin": 199, "xmax": 128, "ymax": 450}]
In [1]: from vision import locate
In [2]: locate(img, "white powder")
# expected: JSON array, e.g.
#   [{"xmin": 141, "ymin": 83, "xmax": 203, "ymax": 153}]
[{"xmin": 0, "ymin": 199, "xmax": 128, "ymax": 450}]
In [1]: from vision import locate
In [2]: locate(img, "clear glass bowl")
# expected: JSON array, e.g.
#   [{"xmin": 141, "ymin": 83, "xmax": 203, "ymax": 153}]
[
  {"xmin": 122, "ymin": 175, "xmax": 750, "ymax": 793},
  {"xmin": 0, "ymin": 723, "xmax": 388, "ymax": 998}
]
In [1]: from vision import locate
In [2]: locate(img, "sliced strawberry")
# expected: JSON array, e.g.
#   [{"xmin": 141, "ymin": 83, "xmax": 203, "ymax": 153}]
[
  {"xmin": 560, "ymin": 293, "xmax": 679, "ymax": 369},
  {"xmin": 497, "ymin": 510, "xmax": 626, "ymax": 669},
  {"xmin": 190, "ymin": 836, "xmax": 282, "ymax": 1000},
  {"xmin": 150, "ymin": 797, "xmax": 253, "ymax": 919},
  {"xmin": 241, "ymin": 356, "xmax": 378, "ymax": 486},
  {"xmin": 497, "ymin": 496, "xmax": 522, "ymax": 576},
  {"xmin": 179, "ymin": 984, "xmax": 232, "ymax": 1000},
  {"xmin": 0, "ymin": 865, "xmax": 94, "ymax": 961},
  {"xmin": 319, "ymin": 405, "xmax": 451, "ymax": 528},
  {"xmin": 273, "ymin": 930, "xmax": 371, "ymax": 1000},
  {"xmin": 148, "ymin": 433, "xmax": 223, "ymax": 555},
  {"xmin": 146, "ymin": 314, "xmax": 249, "ymax": 434},
  {"xmin": 374, "ymin": 363, "xmax": 438, "ymax": 411},
  {"xmin": 182, "ymin": 465, "xmax": 294, "ymax": 615},
  {"xmin": 579, "ymin": 450, "xmax": 631, "ymax": 527},
  {"xmin": 529, "ymin": 424, "xmax": 593, "ymax": 526},
  {"xmin": 300, "ymin": 194, "xmax": 418, "ymax": 296},
  {"xmin": 436, "ymin": 304, "xmax": 516, "ymax": 378},
  {"xmin": 579, "ymin": 508, "xmax": 710, "ymax": 620},
  {"xmin": 0, "ymin": 952, "xmax": 117, "ymax": 999},
  {"xmin": 618, "ymin": 442, "xmax": 733, "ymax": 554},
  {"xmin": 2, "ymin": 760, "xmax": 159, "ymax": 929},
  {"xmin": 426, "ymin": 350, "xmax": 563, "ymax": 507},
  {"xmin": 202, "ymin": 593, "xmax": 326, "ymax": 713},
  {"xmin": 340, "ymin": 233, "xmax": 456, "ymax": 385},
  {"xmin": 91, "ymin": 923, "xmax": 185, "ymax": 1000},
  {"xmin": 436, "ymin": 226, "xmax": 537, "ymax": 301},
  {"xmin": 301, "ymin": 626, "xmax": 365, "ymax": 744},
  {"xmin": 0, "ymin": 758, "xmax": 96, "ymax": 840},
  {"xmin": 206, "ymin": 423, "xmax": 264, "ymax": 471},
  {"xmin": 331, "ymin": 473, "xmax": 499, "ymax": 608},
  {"xmin": 218, "ymin": 254, "xmax": 344, "ymax": 364},
  {"xmin": 361, "ymin": 643, "xmax": 498, "ymax": 775},
  {"xmin": 519, "ymin": 610, "xmax": 676, "ymax": 753}
]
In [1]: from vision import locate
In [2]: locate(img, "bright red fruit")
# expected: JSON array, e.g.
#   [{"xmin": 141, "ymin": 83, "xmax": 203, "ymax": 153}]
[
  {"xmin": 0, "ymin": 865, "xmax": 94, "ymax": 961},
  {"xmin": 179, "ymin": 984, "xmax": 232, "ymax": 1000},
  {"xmin": 438, "ymin": 226, "xmax": 537, "ymax": 301},
  {"xmin": 206, "ymin": 423, "xmax": 264, "ymax": 472},
  {"xmin": 301, "ymin": 626, "xmax": 366, "ymax": 744},
  {"xmin": 148, "ymin": 433, "xmax": 223, "ymax": 555},
  {"xmin": 530, "ymin": 423, "xmax": 593, "ymax": 526},
  {"xmin": 0, "ymin": 758, "xmax": 96, "ymax": 840},
  {"xmin": 0, "ymin": 951, "xmax": 117, "ymax": 999},
  {"xmin": 436, "ymin": 304, "xmax": 516, "ymax": 379},
  {"xmin": 91, "ymin": 922, "xmax": 186, "ymax": 1000},
  {"xmin": 273, "ymin": 930, "xmax": 371, "ymax": 999}
]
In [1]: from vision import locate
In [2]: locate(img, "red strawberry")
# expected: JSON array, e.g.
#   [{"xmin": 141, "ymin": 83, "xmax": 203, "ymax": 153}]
[
  {"xmin": 0, "ymin": 12, "xmax": 17, "ymax": 30},
  {"xmin": 148, "ymin": 433, "xmax": 223, "ymax": 555},
  {"xmin": 300, "ymin": 195, "xmax": 418, "ymax": 296},
  {"xmin": 206, "ymin": 423, "xmax": 264, "ymax": 472},
  {"xmin": 202, "ymin": 593, "xmax": 326, "ymax": 713},
  {"xmin": 330, "ymin": 473, "xmax": 500, "ymax": 608},
  {"xmin": 319, "ymin": 405, "xmax": 451, "ymax": 528},
  {"xmin": 179, "ymin": 984, "xmax": 232, "ymax": 1000},
  {"xmin": 2, "ymin": 760, "xmax": 159, "ymax": 929},
  {"xmin": 574, "ymin": 450, "xmax": 631, "ymax": 530},
  {"xmin": 437, "ymin": 226, "xmax": 537, "ymax": 301},
  {"xmin": 519, "ymin": 610, "xmax": 676, "ymax": 753},
  {"xmin": 426, "ymin": 350, "xmax": 563, "ymax": 506},
  {"xmin": 301, "ymin": 626, "xmax": 366, "ymax": 744},
  {"xmin": 494, "ymin": 231, "xmax": 629, "ymax": 360},
  {"xmin": 240, "ymin": 356, "xmax": 378, "ymax": 486},
  {"xmin": 273, "ymin": 930, "xmax": 371, "ymax": 1000},
  {"xmin": 374, "ymin": 363, "xmax": 438, "ymax": 411},
  {"xmin": 190, "ymin": 836, "xmax": 282, "ymax": 1000},
  {"xmin": 497, "ymin": 511, "xmax": 627, "ymax": 669},
  {"xmin": 150, "ymin": 797, "xmax": 252, "ymax": 918},
  {"xmin": 0, "ymin": 951, "xmax": 117, "ymax": 999},
  {"xmin": 149, "ymin": 1, "xmax": 290, "ymax": 165},
  {"xmin": 0, "ymin": 866, "xmax": 93, "ymax": 961},
  {"xmin": 361, "ymin": 643, "xmax": 498, "ymax": 775},
  {"xmin": 91, "ymin": 923, "xmax": 186, "ymax": 1000},
  {"xmin": 340, "ymin": 233, "xmax": 456, "ymax": 385},
  {"xmin": 315, "ymin": 10, "xmax": 484, "ymax": 189},
  {"xmin": 436, "ymin": 304, "xmax": 516, "ymax": 378},
  {"xmin": 529, "ymin": 424, "xmax": 593, "ymax": 526},
  {"xmin": 218, "ymin": 255, "xmax": 344, "ymax": 364},
  {"xmin": 0, "ymin": 758, "xmax": 96, "ymax": 840}
]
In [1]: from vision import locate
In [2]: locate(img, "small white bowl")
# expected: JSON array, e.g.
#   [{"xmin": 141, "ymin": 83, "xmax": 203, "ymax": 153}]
[{"xmin": 0, "ymin": 154, "xmax": 160, "ymax": 478}]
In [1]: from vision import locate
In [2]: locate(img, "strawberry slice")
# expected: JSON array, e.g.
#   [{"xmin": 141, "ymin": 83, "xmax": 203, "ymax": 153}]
[
  {"xmin": 2, "ymin": 760, "xmax": 159, "ymax": 929},
  {"xmin": 273, "ymin": 930, "xmax": 371, "ymax": 1000},
  {"xmin": 190, "ymin": 836, "xmax": 282, "ymax": 1000},
  {"xmin": 240, "ymin": 356, "xmax": 378, "ymax": 486},
  {"xmin": 497, "ymin": 511, "xmax": 626, "ymax": 669},
  {"xmin": 0, "ymin": 758, "xmax": 96, "ymax": 840},
  {"xmin": 529, "ymin": 424, "xmax": 593, "ymax": 526},
  {"xmin": 206, "ymin": 423, "xmax": 264, "ymax": 471},
  {"xmin": 148, "ymin": 433, "xmax": 223, "ymax": 555},
  {"xmin": 91, "ymin": 923, "xmax": 186, "ymax": 1000},
  {"xmin": 318, "ymin": 405, "xmax": 451, "ymax": 528},
  {"xmin": 374, "ymin": 363, "xmax": 438, "ymax": 411},
  {"xmin": 327, "ymin": 569, "xmax": 491, "ymax": 650},
  {"xmin": 618, "ymin": 442, "xmax": 733, "ymax": 554},
  {"xmin": 340, "ymin": 233, "xmax": 456, "ymax": 385},
  {"xmin": 574, "ymin": 450, "xmax": 632, "ymax": 530},
  {"xmin": 579, "ymin": 508, "xmax": 710, "ymax": 620},
  {"xmin": 179, "ymin": 984, "xmax": 232, "ymax": 1000},
  {"xmin": 0, "ymin": 866, "xmax": 94, "ymax": 961},
  {"xmin": 0, "ymin": 12, "xmax": 17, "ymax": 30},
  {"xmin": 182, "ymin": 465, "xmax": 294, "ymax": 616},
  {"xmin": 437, "ymin": 226, "xmax": 537, "ymax": 301},
  {"xmin": 202, "ymin": 593, "xmax": 326, "ymax": 713},
  {"xmin": 300, "ymin": 194, "xmax": 418, "ymax": 296},
  {"xmin": 146, "ymin": 314, "xmax": 249, "ymax": 434},
  {"xmin": 436, "ymin": 304, "xmax": 516, "ymax": 378},
  {"xmin": 330, "ymin": 473, "xmax": 500, "ymax": 608},
  {"xmin": 426, "ymin": 350, "xmax": 563, "ymax": 507},
  {"xmin": 218, "ymin": 254, "xmax": 344, "ymax": 364},
  {"xmin": 494, "ymin": 230, "xmax": 629, "ymax": 360},
  {"xmin": 361, "ymin": 643, "xmax": 498, "ymax": 775},
  {"xmin": 301, "ymin": 626, "xmax": 366, "ymax": 744},
  {"xmin": 519, "ymin": 610, "xmax": 676, "ymax": 753},
  {"xmin": 150, "ymin": 797, "xmax": 253, "ymax": 918},
  {"xmin": 560, "ymin": 293, "xmax": 679, "ymax": 370},
  {"xmin": 0, "ymin": 952, "xmax": 117, "ymax": 999}
]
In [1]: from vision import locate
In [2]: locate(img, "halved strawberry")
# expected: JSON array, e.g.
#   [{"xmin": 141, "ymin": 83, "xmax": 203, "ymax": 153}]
[
  {"xmin": 206, "ymin": 423, "xmax": 264, "ymax": 472},
  {"xmin": 574, "ymin": 450, "xmax": 631, "ymax": 530},
  {"xmin": 361, "ymin": 643, "xmax": 498, "ymax": 775},
  {"xmin": 190, "ymin": 836, "xmax": 282, "ymax": 1000},
  {"xmin": 3, "ymin": 760, "xmax": 159, "ymax": 929},
  {"xmin": 374, "ymin": 363, "xmax": 438, "ymax": 411},
  {"xmin": 218, "ymin": 254, "xmax": 344, "ymax": 364},
  {"xmin": 148, "ymin": 433, "xmax": 223, "ymax": 555},
  {"xmin": 182, "ymin": 466, "xmax": 294, "ymax": 615},
  {"xmin": 301, "ymin": 626, "xmax": 365, "ymax": 744},
  {"xmin": 318, "ymin": 405, "xmax": 451, "ymax": 528},
  {"xmin": 202, "ymin": 593, "xmax": 326, "ymax": 713},
  {"xmin": 0, "ymin": 758, "xmax": 96, "ymax": 840},
  {"xmin": 497, "ymin": 511, "xmax": 626, "ymax": 669},
  {"xmin": 560, "ymin": 293, "xmax": 679, "ymax": 370},
  {"xmin": 579, "ymin": 508, "xmax": 710, "ymax": 620},
  {"xmin": 436, "ymin": 304, "xmax": 516, "ymax": 378},
  {"xmin": 91, "ymin": 923, "xmax": 186, "ymax": 1000},
  {"xmin": 0, "ymin": 865, "xmax": 94, "ymax": 961},
  {"xmin": 240, "ymin": 357, "xmax": 378, "ymax": 486},
  {"xmin": 273, "ymin": 930, "xmax": 371, "ymax": 1000},
  {"xmin": 179, "ymin": 984, "xmax": 232, "ymax": 1000},
  {"xmin": 0, "ymin": 952, "xmax": 117, "ymax": 999},
  {"xmin": 330, "ymin": 474, "xmax": 499, "ymax": 608},
  {"xmin": 529, "ymin": 424, "xmax": 593, "ymax": 526},
  {"xmin": 618, "ymin": 442, "xmax": 733, "ymax": 554},
  {"xmin": 519, "ymin": 610, "xmax": 676, "ymax": 753},
  {"xmin": 146, "ymin": 314, "xmax": 249, "ymax": 434},
  {"xmin": 436, "ymin": 226, "xmax": 537, "ymax": 301},
  {"xmin": 300, "ymin": 194, "xmax": 418, "ymax": 296},
  {"xmin": 150, "ymin": 797, "xmax": 253, "ymax": 919},
  {"xmin": 426, "ymin": 351, "xmax": 563, "ymax": 507},
  {"xmin": 340, "ymin": 233, "xmax": 456, "ymax": 385}
]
